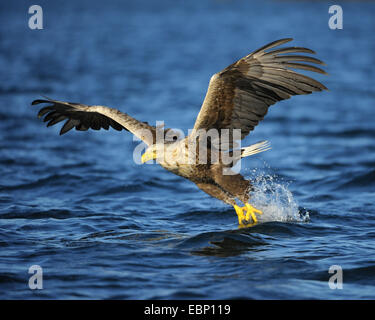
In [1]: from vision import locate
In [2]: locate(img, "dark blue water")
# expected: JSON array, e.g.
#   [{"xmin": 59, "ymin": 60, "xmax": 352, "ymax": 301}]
[{"xmin": 1, "ymin": 0, "xmax": 375, "ymax": 299}]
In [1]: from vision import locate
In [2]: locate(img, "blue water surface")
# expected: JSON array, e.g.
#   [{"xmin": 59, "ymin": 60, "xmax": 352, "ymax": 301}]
[{"xmin": 1, "ymin": 0, "xmax": 375, "ymax": 299}]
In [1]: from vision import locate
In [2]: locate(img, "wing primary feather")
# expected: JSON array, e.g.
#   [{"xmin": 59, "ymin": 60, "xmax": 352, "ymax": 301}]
[
  {"xmin": 43, "ymin": 111, "xmax": 59, "ymax": 122},
  {"xmin": 47, "ymin": 115, "xmax": 67, "ymax": 127},
  {"xmin": 60, "ymin": 119, "xmax": 79, "ymax": 135},
  {"xmin": 37, "ymin": 106, "xmax": 54, "ymax": 118},
  {"xmin": 262, "ymin": 47, "xmax": 316, "ymax": 56},
  {"xmin": 261, "ymin": 67, "xmax": 327, "ymax": 90},
  {"xmin": 32, "ymin": 99, "xmax": 49, "ymax": 105},
  {"xmin": 262, "ymin": 55, "xmax": 325, "ymax": 65},
  {"xmin": 281, "ymin": 62, "xmax": 327, "ymax": 74},
  {"xmin": 251, "ymin": 38, "xmax": 293, "ymax": 56}
]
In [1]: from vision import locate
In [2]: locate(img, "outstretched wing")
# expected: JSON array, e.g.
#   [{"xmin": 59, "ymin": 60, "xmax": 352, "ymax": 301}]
[
  {"xmin": 193, "ymin": 38, "xmax": 327, "ymax": 143},
  {"xmin": 32, "ymin": 98, "xmax": 180, "ymax": 146}
]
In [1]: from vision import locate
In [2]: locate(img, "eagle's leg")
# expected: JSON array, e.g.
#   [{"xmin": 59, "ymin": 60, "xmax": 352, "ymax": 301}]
[
  {"xmin": 195, "ymin": 173, "xmax": 262, "ymax": 228},
  {"xmin": 196, "ymin": 182, "xmax": 252, "ymax": 227},
  {"xmin": 210, "ymin": 165, "xmax": 262, "ymax": 227}
]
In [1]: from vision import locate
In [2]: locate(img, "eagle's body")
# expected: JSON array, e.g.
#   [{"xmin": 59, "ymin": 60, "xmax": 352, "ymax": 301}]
[
  {"xmin": 155, "ymin": 138, "xmax": 251, "ymax": 204},
  {"xmin": 32, "ymin": 38, "xmax": 327, "ymax": 227}
]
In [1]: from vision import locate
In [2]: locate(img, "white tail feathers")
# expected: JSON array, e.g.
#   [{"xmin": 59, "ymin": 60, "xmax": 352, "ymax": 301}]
[{"xmin": 241, "ymin": 140, "xmax": 271, "ymax": 158}]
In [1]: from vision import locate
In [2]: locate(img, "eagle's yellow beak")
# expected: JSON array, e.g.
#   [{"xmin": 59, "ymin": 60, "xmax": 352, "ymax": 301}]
[{"xmin": 141, "ymin": 149, "xmax": 157, "ymax": 164}]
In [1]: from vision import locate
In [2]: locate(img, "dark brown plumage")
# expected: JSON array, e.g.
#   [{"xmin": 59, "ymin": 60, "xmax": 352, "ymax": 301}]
[
  {"xmin": 32, "ymin": 38, "xmax": 327, "ymax": 227},
  {"xmin": 194, "ymin": 38, "xmax": 327, "ymax": 142}
]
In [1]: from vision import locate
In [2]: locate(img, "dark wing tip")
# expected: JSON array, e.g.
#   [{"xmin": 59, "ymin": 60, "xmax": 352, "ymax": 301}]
[
  {"xmin": 32, "ymin": 95, "xmax": 55, "ymax": 105},
  {"xmin": 280, "ymin": 37, "xmax": 293, "ymax": 42},
  {"xmin": 59, "ymin": 119, "xmax": 77, "ymax": 135},
  {"xmin": 31, "ymin": 99, "xmax": 48, "ymax": 105}
]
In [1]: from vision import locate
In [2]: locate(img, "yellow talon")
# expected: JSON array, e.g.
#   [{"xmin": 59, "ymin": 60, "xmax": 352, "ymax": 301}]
[
  {"xmin": 233, "ymin": 203, "xmax": 262, "ymax": 228},
  {"xmin": 245, "ymin": 203, "xmax": 262, "ymax": 223},
  {"xmin": 234, "ymin": 205, "xmax": 246, "ymax": 225}
]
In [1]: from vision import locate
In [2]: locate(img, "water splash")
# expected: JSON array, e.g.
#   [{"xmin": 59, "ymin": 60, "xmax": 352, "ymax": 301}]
[{"xmin": 247, "ymin": 169, "xmax": 309, "ymax": 223}]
